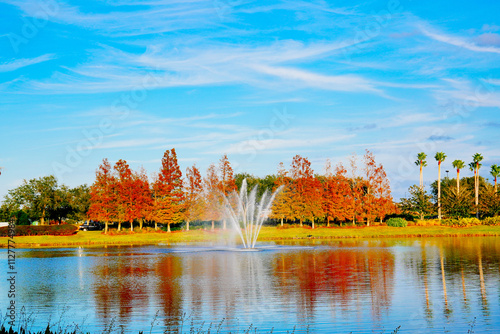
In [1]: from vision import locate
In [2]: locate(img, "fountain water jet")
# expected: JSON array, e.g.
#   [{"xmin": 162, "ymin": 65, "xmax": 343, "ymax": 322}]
[{"xmin": 223, "ymin": 179, "xmax": 282, "ymax": 249}]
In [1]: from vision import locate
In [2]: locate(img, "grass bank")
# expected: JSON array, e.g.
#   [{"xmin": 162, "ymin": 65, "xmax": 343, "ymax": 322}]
[{"xmin": 2, "ymin": 225, "xmax": 500, "ymax": 249}]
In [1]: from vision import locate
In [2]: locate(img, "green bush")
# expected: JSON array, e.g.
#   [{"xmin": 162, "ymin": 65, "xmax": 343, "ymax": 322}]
[
  {"xmin": 386, "ymin": 218, "xmax": 407, "ymax": 227},
  {"xmin": 0, "ymin": 224, "xmax": 78, "ymax": 237},
  {"xmin": 441, "ymin": 217, "xmax": 481, "ymax": 227},
  {"xmin": 482, "ymin": 216, "xmax": 500, "ymax": 226}
]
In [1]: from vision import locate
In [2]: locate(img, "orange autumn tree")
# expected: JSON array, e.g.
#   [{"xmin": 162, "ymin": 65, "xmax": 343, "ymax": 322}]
[
  {"xmin": 289, "ymin": 155, "xmax": 324, "ymax": 228},
  {"xmin": 184, "ymin": 164, "xmax": 205, "ymax": 231},
  {"xmin": 203, "ymin": 163, "xmax": 222, "ymax": 230},
  {"xmin": 88, "ymin": 158, "xmax": 117, "ymax": 234},
  {"xmin": 270, "ymin": 162, "xmax": 295, "ymax": 226},
  {"xmin": 363, "ymin": 150, "xmax": 395, "ymax": 225},
  {"xmin": 218, "ymin": 154, "xmax": 237, "ymax": 230},
  {"xmin": 134, "ymin": 167, "xmax": 152, "ymax": 230},
  {"xmin": 322, "ymin": 160, "xmax": 354, "ymax": 226},
  {"xmin": 348, "ymin": 154, "xmax": 366, "ymax": 225},
  {"xmin": 114, "ymin": 159, "xmax": 138, "ymax": 232},
  {"xmin": 153, "ymin": 148, "xmax": 185, "ymax": 232}
]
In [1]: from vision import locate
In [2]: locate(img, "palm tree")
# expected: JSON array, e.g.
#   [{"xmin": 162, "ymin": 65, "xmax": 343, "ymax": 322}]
[
  {"xmin": 435, "ymin": 152, "xmax": 447, "ymax": 220},
  {"xmin": 472, "ymin": 153, "xmax": 484, "ymax": 218},
  {"xmin": 452, "ymin": 160, "xmax": 465, "ymax": 194},
  {"xmin": 490, "ymin": 164, "xmax": 500, "ymax": 193},
  {"xmin": 415, "ymin": 152, "xmax": 427, "ymax": 191}
]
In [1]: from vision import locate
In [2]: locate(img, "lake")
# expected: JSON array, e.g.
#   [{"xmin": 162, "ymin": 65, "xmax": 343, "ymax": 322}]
[{"xmin": 1, "ymin": 237, "xmax": 499, "ymax": 333}]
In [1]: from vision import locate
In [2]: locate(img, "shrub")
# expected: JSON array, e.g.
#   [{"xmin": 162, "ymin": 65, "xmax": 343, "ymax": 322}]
[
  {"xmin": 441, "ymin": 217, "xmax": 481, "ymax": 227},
  {"xmin": 482, "ymin": 216, "xmax": 500, "ymax": 226},
  {"xmin": 0, "ymin": 224, "xmax": 78, "ymax": 237},
  {"xmin": 386, "ymin": 218, "xmax": 407, "ymax": 227}
]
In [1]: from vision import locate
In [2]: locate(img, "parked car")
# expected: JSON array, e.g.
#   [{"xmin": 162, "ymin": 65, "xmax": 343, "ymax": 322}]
[{"xmin": 79, "ymin": 221, "xmax": 103, "ymax": 231}]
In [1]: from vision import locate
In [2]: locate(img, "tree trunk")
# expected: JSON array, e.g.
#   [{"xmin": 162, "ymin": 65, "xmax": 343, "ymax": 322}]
[
  {"xmin": 300, "ymin": 219, "xmax": 303, "ymax": 227},
  {"xmin": 167, "ymin": 223, "xmax": 171, "ymax": 233},
  {"xmin": 495, "ymin": 178, "xmax": 497, "ymax": 193},
  {"xmin": 312, "ymin": 220, "xmax": 315, "ymax": 229},
  {"xmin": 280, "ymin": 218, "xmax": 283, "ymax": 227},
  {"xmin": 475, "ymin": 168, "xmax": 479, "ymax": 218},
  {"xmin": 223, "ymin": 219, "xmax": 226, "ymax": 230},
  {"xmin": 186, "ymin": 220, "xmax": 190, "ymax": 231},
  {"xmin": 420, "ymin": 165, "xmax": 423, "ymax": 190},
  {"xmin": 139, "ymin": 218, "xmax": 143, "ymax": 230},
  {"xmin": 118, "ymin": 222, "xmax": 122, "ymax": 231},
  {"xmin": 155, "ymin": 222, "xmax": 158, "ymax": 231},
  {"xmin": 352, "ymin": 216, "xmax": 355, "ymax": 226},
  {"xmin": 438, "ymin": 162, "xmax": 442, "ymax": 220},
  {"xmin": 367, "ymin": 219, "xmax": 370, "ymax": 227},
  {"xmin": 105, "ymin": 221, "xmax": 109, "ymax": 234},
  {"xmin": 456, "ymin": 170, "xmax": 460, "ymax": 194},
  {"xmin": 211, "ymin": 220, "xmax": 214, "ymax": 231},
  {"xmin": 130, "ymin": 220, "xmax": 134, "ymax": 232},
  {"xmin": 327, "ymin": 218, "xmax": 330, "ymax": 227}
]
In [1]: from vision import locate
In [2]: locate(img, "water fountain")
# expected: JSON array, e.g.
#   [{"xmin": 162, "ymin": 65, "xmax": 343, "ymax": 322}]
[{"xmin": 223, "ymin": 179, "xmax": 282, "ymax": 249}]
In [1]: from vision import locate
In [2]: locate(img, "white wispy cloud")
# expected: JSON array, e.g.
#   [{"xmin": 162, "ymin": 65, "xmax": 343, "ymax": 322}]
[
  {"xmin": 2, "ymin": 0, "xmax": 218, "ymax": 37},
  {"xmin": 0, "ymin": 54, "xmax": 56, "ymax": 72},
  {"xmin": 420, "ymin": 25, "xmax": 500, "ymax": 54},
  {"xmin": 252, "ymin": 64, "xmax": 381, "ymax": 93}
]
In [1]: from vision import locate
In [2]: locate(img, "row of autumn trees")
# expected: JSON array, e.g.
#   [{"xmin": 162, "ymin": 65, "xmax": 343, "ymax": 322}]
[
  {"xmin": 88, "ymin": 149, "xmax": 396, "ymax": 233},
  {"xmin": 402, "ymin": 152, "xmax": 500, "ymax": 219}
]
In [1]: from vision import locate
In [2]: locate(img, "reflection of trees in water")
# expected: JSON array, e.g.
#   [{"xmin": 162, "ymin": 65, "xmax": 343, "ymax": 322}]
[
  {"xmin": 272, "ymin": 246, "xmax": 395, "ymax": 321},
  {"xmin": 404, "ymin": 237, "xmax": 500, "ymax": 323},
  {"xmin": 92, "ymin": 254, "xmax": 153, "ymax": 330},
  {"xmin": 155, "ymin": 255, "xmax": 183, "ymax": 330}
]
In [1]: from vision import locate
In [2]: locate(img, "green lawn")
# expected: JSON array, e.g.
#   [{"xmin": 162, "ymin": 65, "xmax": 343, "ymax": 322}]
[{"xmin": 2, "ymin": 225, "xmax": 500, "ymax": 248}]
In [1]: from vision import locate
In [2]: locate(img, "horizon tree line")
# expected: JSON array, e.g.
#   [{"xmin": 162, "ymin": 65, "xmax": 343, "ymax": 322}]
[{"xmin": 1, "ymin": 149, "xmax": 397, "ymax": 230}]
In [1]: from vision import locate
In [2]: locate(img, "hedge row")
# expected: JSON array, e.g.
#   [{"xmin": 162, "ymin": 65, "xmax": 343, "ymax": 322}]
[
  {"xmin": 0, "ymin": 224, "xmax": 78, "ymax": 237},
  {"xmin": 441, "ymin": 216, "xmax": 500, "ymax": 227}
]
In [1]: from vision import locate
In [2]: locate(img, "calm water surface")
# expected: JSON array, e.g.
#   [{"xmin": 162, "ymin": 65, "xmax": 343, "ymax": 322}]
[{"xmin": 1, "ymin": 237, "xmax": 499, "ymax": 333}]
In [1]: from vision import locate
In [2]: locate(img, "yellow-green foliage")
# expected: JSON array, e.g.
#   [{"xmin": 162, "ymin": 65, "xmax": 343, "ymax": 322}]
[
  {"xmin": 483, "ymin": 216, "xmax": 500, "ymax": 226},
  {"xmin": 386, "ymin": 218, "xmax": 408, "ymax": 227}
]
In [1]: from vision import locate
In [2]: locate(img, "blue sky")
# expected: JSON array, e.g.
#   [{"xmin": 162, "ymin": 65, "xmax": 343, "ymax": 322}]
[{"xmin": 1, "ymin": 0, "xmax": 499, "ymax": 201}]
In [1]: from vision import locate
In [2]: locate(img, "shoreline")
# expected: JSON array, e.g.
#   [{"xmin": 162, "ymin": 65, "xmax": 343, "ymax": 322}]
[{"xmin": 1, "ymin": 225, "xmax": 500, "ymax": 249}]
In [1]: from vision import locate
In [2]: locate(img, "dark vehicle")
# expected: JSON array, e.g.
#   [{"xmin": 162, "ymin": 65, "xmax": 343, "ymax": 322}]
[{"xmin": 79, "ymin": 221, "xmax": 103, "ymax": 231}]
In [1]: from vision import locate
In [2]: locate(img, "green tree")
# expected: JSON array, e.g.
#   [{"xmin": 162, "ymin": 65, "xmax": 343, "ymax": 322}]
[
  {"xmin": 442, "ymin": 187, "xmax": 473, "ymax": 218},
  {"xmin": 400, "ymin": 185, "xmax": 434, "ymax": 220},
  {"xmin": 471, "ymin": 153, "xmax": 484, "ymax": 218},
  {"xmin": 452, "ymin": 160, "xmax": 465, "ymax": 194},
  {"xmin": 479, "ymin": 183, "xmax": 500, "ymax": 217},
  {"xmin": 6, "ymin": 175, "xmax": 59, "ymax": 225},
  {"xmin": 490, "ymin": 164, "xmax": 500, "ymax": 193},
  {"xmin": 415, "ymin": 152, "xmax": 427, "ymax": 190},
  {"xmin": 434, "ymin": 152, "xmax": 447, "ymax": 220}
]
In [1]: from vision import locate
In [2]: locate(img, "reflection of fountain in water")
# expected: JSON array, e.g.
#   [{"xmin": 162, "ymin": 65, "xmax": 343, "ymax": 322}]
[{"xmin": 223, "ymin": 179, "xmax": 282, "ymax": 249}]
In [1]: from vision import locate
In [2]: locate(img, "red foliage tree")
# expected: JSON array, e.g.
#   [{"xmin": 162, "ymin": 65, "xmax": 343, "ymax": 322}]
[
  {"xmin": 322, "ymin": 160, "xmax": 354, "ymax": 226},
  {"xmin": 363, "ymin": 150, "xmax": 395, "ymax": 224},
  {"xmin": 184, "ymin": 164, "xmax": 204, "ymax": 231},
  {"xmin": 203, "ymin": 163, "xmax": 221, "ymax": 230},
  {"xmin": 88, "ymin": 158, "xmax": 117, "ymax": 233},
  {"xmin": 152, "ymin": 148, "xmax": 185, "ymax": 232},
  {"xmin": 114, "ymin": 159, "xmax": 138, "ymax": 232},
  {"xmin": 270, "ymin": 162, "xmax": 295, "ymax": 226},
  {"xmin": 134, "ymin": 167, "xmax": 152, "ymax": 230},
  {"xmin": 289, "ymin": 155, "xmax": 324, "ymax": 228},
  {"xmin": 218, "ymin": 154, "xmax": 237, "ymax": 230}
]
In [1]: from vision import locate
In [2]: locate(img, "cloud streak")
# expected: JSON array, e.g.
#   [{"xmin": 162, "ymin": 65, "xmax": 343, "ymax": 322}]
[
  {"xmin": 0, "ymin": 54, "xmax": 56, "ymax": 73},
  {"xmin": 420, "ymin": 26, "xmax": 500, "ymax": 54}
]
